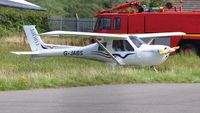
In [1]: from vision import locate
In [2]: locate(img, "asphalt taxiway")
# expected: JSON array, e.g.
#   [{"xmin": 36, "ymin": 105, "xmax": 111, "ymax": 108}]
[{"xmin": 0, "ymin": 84, "xmax": 200, "ymax": 113}]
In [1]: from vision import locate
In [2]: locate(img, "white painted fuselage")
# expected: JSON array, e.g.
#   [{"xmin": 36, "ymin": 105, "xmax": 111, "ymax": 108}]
[{"xmin": 32, "ymin": 42, "xmax": 170, "ymax": 67}]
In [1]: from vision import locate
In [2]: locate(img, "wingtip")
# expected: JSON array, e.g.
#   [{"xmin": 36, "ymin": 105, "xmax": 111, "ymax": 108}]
[
  {"xmin": 179, "ymin": 32, "xmax": 186, "ymax": 35},
  {"xmin": 10, "ymin": 52, "xmax": 21, "ymax": 55}
]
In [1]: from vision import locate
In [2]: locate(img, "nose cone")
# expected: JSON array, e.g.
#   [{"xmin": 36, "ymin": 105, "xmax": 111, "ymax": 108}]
[
  {"xmin": 156, "ymin": 45, "xmax": 173, "ymax": 64},
  {"xmin": 160, "ymin": 46, "xmax": 179, "ymax": 55},
  {"xmin": 160, "ymin": 47, "xmax": 174, "ymax": 55},
  {"xmin": 139, "ymin": 45, "xmax": 170, "ymax": 66},
  {"xmin": 154, "ymin": 46, "xmax": 171, "ymax": 65}
]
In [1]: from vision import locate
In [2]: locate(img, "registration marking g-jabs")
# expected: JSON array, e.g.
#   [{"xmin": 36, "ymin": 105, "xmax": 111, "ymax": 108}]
[{"xmin": 64, "ymin": 50, "xmax": 83, "ymax": 56}]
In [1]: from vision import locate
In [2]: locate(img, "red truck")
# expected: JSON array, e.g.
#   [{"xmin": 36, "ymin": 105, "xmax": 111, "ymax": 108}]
[{"xmin": 94, "ymin": 1, "xmax": 200, "ymax": 55}]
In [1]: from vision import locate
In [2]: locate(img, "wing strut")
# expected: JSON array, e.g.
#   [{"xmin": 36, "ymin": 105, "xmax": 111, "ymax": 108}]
[
  {"xmin": 147, "ymin": 38, "xmax": 155, "ymax": 45},
  {"xmin": 95, "ymin": 39, "xmax": 124, "ymax": 65}
]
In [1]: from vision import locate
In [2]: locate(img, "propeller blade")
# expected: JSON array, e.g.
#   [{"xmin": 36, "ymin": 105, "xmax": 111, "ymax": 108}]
[
  {"xmin": 160, "ymin": 49, "xmax": 170, "ymax": 55},
  {"xmin": 172, "ymin": 46, "xmax": 180, "ymax": 50},
  {"xmin": 159, "ymin": 46, "xmax": 179, "ymax": 55}
]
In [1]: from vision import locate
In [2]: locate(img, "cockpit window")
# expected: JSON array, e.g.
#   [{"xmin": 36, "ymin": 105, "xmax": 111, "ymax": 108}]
[
  {"xmin": 112, "ymin": 40, "xmax": 134, "ymax": 51},
  {"xmin": 129, "ymin": 36, "xmax": 145, "ymax": 48}
]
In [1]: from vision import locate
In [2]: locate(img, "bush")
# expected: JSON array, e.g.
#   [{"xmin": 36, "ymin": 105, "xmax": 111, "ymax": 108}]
[{"xmin": 0, "ymin": 7, "xmax": 49, "ymax": 36}]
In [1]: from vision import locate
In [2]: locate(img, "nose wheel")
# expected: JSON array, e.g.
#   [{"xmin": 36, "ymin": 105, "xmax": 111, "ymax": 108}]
[{"xmin": 151, "ymin": 66, "xmax": 158, "ymax": 73}]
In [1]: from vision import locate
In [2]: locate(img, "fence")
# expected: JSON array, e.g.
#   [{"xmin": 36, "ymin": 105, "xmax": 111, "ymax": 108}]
[{"xmin": 48, "ymin": 17, "xmax": 97, "ymax": 32}]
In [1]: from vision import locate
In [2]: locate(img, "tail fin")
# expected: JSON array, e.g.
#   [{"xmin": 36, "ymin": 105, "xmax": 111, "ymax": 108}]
[{"xmin": 23, "ymin": 25, "xmax": 45, "ymax": 51}]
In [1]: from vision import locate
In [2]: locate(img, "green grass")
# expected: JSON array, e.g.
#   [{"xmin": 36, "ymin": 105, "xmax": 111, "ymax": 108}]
[{"xmin": 0, "ymin": 36, "xmax": 199, "ymax": 91}]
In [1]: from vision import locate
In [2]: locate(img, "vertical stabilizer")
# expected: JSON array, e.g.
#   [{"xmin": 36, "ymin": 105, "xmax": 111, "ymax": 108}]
[{"xmin": 23, "ymin": 25, "xmax": 45, "ymax": 51}]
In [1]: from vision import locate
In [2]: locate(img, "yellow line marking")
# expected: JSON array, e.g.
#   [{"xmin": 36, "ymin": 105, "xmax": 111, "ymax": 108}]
[{"xmin": 185, "ymin": 34, "xmax": 200, "ymax": 37}]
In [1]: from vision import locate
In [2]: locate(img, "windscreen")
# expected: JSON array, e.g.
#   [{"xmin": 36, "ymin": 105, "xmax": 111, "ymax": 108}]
[{"xmin": 129, "ymin": 36, "xmax": 145, "ymax": 48}]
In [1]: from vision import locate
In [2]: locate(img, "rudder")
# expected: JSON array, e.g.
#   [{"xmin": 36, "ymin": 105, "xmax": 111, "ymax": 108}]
[{"xmin": 23, "ymin": 25, "xmax": 45, "ymax": 51}]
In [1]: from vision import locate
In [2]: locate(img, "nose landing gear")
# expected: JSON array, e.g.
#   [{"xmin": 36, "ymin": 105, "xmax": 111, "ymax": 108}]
[{"xmin": 151, "ymin": 66, "xmax": 158, "ymax": 73}]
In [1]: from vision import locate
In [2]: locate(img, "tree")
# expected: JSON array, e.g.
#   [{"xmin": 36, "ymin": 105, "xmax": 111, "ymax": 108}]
[
  {"xmin": 149, "ymin": 0, "xmax": 165, "ymax": 7},
  {"xmin": 148, "ymin": 0, "xmax": 178, "ymax": 7}
]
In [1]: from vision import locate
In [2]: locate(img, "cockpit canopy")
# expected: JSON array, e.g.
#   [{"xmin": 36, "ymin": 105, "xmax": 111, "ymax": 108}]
[
  {"xmin": 98, "ymin": 35, "xmax": 146, "ymax": 52},
  {"xmin": 111, "ymin": 36, "xmax": 145, "ymax": 52},
  {"xmin": 129, "ymin": 36, "xmax": 145, "ymax": 48}
]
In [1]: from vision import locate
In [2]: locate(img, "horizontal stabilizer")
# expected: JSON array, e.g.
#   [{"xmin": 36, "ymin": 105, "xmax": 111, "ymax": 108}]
[{"xmin": 10, "ymin": 51, "xmax": 40, "ymax": 55}]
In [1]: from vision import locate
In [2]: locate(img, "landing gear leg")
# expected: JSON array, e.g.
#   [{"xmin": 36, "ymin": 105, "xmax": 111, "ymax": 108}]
[
  {"xmin": 108, "ymin": 63, "xmax": 117, "ymax": 70},
  {"xmin": 151, "ymin": 66, "xmax": 158, "ymax": 73}
]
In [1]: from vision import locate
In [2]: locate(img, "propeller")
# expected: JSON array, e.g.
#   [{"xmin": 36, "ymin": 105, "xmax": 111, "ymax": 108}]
[{"xmin": 160, "ymin": 46, "xmax": 180, "ymax": 55}]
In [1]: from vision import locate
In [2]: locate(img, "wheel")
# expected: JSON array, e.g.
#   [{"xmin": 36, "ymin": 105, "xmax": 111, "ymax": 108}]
[
  {"xmin": 197, "ymin": 47, "xmax": 200, "ymax": 57},
  {"xmin": 181, "ymin": 44, "xmax": 198, "ymax": 55}
]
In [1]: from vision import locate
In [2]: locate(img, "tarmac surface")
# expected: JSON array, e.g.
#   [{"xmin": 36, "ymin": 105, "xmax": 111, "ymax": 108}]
[{"xmin": 0, "ymin": 84, "xmax": 200, "ymax": 113}]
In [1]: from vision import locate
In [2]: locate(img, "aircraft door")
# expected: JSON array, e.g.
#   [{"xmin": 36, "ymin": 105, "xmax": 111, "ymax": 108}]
[{"xmin": 112, "ymin": 40, "xmax": 137, "ymax": 64}]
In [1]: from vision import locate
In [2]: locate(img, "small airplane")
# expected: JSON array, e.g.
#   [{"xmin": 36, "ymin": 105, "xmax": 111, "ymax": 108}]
[
  {"xmin": 0, "ymin": 0, "xmax": 47, "ymax": 11},
  {"xmin": 11, "ymin": 25, "xmax": 185, "ymax": 72}
]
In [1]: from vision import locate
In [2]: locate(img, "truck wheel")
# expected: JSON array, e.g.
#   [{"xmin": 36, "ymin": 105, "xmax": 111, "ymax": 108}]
[
  {"xmin": 181, "ymin": 44, "xmax": 197, "ymax": 55},
  {"xmin": 197, "ymin": 47, "xmax": 200, "ymax": 57}
]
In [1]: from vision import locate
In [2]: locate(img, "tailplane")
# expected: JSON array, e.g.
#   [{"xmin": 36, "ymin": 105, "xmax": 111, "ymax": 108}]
[
  {"xmin": 10, "ymin": 51, "xmax": 40, "ymax": 55},
  {"xmin": 11, "ymin": 25, "xmax": 75, "ymax": 61},
  {"xmin": 11, "ymin": 25, "xmax": 44, "ymax": 58}
]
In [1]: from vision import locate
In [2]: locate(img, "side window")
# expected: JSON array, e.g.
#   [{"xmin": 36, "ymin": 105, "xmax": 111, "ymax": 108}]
[
  {"xmin": 112, "ymin": 40, "xmax": 124, "ymax": 51},
  {"xmin": 112, "ymin": 40, "xmax": 134, "ymax": 51},
  {"xmin": 114, "ymin": 17, "xmax": 121, "ymax": 30},
  {"xmin": 99, "ymin": 18, "xmax": 111, "ymax": 30},
  {"xmin": 125, "ymin": 41, "xmax": 134, "ymax": 51},
  {"xmin": 98, "ymin": 42, "xmax": 107, "ymax": 51}
]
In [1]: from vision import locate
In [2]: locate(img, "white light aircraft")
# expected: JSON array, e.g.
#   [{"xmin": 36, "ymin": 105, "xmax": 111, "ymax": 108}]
[{"xmin": 11, "ymin": 25, "xmax": 185, "ymax": 71}]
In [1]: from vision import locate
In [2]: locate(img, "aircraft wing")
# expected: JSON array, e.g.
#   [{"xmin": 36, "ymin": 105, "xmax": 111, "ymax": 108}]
[
  {"xmin": 0, "ymin": 0, "xmax": 47, "ymax": 11},
  {"xmin": 132, "ymin": 32, "xmax": 186, "ymax": 38},
  {"xmin": 41, "ymin": 31, "xmax": 128, "ymax": 39},
  {"xmin": 42, "ymin": 31, "xmax": 185, "ymax": 39}
]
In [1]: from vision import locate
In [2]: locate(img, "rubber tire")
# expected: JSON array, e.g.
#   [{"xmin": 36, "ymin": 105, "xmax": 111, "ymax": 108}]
[{"xmin": 181, "ymin": 44, "xmax": 198, "ymax": 55}]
